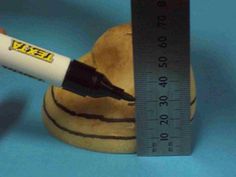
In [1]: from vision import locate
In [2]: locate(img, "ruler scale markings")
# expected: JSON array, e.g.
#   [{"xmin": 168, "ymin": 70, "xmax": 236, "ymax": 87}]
[{"xmin": 132, "ymin": 0, "xmax": 191, "ymax": 156}]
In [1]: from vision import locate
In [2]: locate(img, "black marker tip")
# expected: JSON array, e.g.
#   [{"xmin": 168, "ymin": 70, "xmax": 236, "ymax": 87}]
[
  {"xmin": 120, "ymin": 91, "xmax": 136, "ymax": 102},
  {"xmin": 99, "ymin": 76, "xmax": 135, "ymax": 102}
]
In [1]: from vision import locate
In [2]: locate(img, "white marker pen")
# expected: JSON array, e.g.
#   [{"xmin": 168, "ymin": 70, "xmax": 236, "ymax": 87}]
[{"xmin": 0, "ymin": 34, "xmax": 135, "ymax": 101}]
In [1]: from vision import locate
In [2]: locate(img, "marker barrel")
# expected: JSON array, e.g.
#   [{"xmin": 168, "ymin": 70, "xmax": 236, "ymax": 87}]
[{"xmin": 0, "ymin": 34, "xmax": 70, "ymax": 86}]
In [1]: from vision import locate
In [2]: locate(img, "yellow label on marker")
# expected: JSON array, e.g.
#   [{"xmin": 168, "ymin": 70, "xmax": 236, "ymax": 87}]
[{"xmin": 10, "ymin": 40, "xmax": 54, "ymax": 63}]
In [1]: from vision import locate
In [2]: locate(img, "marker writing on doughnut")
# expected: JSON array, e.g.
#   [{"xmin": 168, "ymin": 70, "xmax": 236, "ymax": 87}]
[{"xmin": 0, "ymin": 34, "xmax": 135, "ymax": 101}]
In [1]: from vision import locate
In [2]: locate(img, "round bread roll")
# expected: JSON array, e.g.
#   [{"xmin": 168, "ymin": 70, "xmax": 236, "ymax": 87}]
[{"xmin": 42, "ymin": 24, "xmax": 196, "ymax": 153}]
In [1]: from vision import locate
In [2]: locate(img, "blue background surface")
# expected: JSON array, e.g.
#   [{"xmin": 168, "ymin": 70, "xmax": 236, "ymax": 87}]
[{"xmin": 0, "ymin": 0, "xmax": 236, "ymax": 176}]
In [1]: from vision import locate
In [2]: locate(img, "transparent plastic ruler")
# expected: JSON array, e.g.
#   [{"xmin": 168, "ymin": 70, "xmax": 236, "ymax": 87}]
[{"xmin": 132, "ymin": 0, "xmax": 192, "ymax": 156}]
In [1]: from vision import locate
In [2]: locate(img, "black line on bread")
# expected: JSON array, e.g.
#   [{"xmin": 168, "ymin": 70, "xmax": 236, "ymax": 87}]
[
  {"xmin": 51, "ymin": 87, "xmax": 136, "ymax": 123},
  {"xmin": 191, "ymin": 97, "xmax": 197, "ymax": 106},
  {"xmin": 50, "ymin": 87, "xmax": 196, "ymax": 123},
  {"xmin": 43, "ymin": 99, "xmax": 136, "ymax": 140}
]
